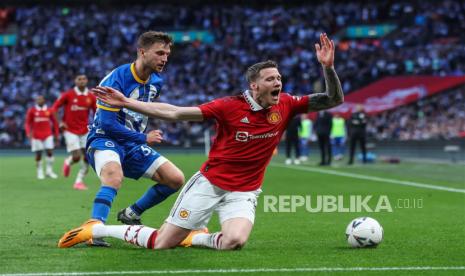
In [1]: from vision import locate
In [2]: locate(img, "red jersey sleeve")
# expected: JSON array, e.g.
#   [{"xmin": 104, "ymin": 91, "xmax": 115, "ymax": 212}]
[
  {"xmin": 25, "ymin": 108, "xmax": 34, "ymax": 136},
  {"xmin": 49, "ymin": 110, "xmax": 59, "ymax": 137},
  {"xmin": 198, "ymin": 97, "xmax": 227, "ymax": 122},
  {"xmin": 286, "ymin": 93, "xmax": 309, "ymax": 115},
  {"xmin": 90, "ymin": 93, "xmax": 97, "ymax": 114},
  {"xmin": 52, "ymin": 92, "xmax": 68, "ymax": 112}
]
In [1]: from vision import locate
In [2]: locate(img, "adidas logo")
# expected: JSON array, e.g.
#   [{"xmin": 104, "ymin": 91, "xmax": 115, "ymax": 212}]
[{"xmin": 240, "ymin": 117, "xmax": 250, "ymax": 124}]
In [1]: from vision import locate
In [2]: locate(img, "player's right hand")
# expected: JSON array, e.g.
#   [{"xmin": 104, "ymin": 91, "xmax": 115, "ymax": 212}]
[
  {"xmin": 91, "ymin": 86, "xmax": 127, "ymax": 108},
  {"xmin": 59, "ymin": 122, "xmax": 67, "ymax": 131},
  {"xmin": 146, "ymin": 129, "xmax": 163, "ymax": 145}
]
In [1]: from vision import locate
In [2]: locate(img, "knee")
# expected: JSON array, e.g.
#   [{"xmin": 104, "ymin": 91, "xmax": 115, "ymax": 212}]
[
  {"xmin": 100, "ymin": 165, "xmax": 123, "ymax": 189},
  {"xmin": 72, "ymin": 152, "xmax": 81, "ymax": 162},
  {"xmin": 166, "ymin": 172, "xmax": 184, "ymax": 190},
  {"xmin": 221, "ymin": 234, "xmax": 247, "ymax": 250}
]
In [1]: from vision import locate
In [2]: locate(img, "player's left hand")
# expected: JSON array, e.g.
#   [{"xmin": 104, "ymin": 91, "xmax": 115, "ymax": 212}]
[
  {"xmin": 146, "ymin": 129, "xmax": 163, "ymax": 145},
  {"xmin": 315, "ymin": 33, "xmax": 335, "ymax": 68}
]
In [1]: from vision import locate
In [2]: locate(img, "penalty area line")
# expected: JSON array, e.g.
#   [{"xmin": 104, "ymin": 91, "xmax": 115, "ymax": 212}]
[
  {"xmin": 270, "ymin": 163, "xmax": 465, "ymax": 194},
  {"xmin": 2, "ymin": 266, "xmax": 465, "ymax": 275}
]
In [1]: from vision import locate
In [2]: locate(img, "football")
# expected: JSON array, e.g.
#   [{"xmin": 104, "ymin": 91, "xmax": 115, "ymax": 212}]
[{"xmin": 345, "ymin": 217, "xmax": 383, "ymax": 248}]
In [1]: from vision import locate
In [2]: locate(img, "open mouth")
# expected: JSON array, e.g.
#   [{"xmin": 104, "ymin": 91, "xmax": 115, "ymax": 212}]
[{"xmin": 271, "ymin": 89, "xmax": 280, "ymax": 100}]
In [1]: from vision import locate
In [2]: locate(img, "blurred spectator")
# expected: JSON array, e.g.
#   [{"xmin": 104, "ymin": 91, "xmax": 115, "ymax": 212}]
[{"xmin": 0, "ymin": 1, "xmax": 464, "ymax": 147}]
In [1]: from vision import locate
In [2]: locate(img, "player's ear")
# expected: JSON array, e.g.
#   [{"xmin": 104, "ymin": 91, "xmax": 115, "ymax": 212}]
[{"xmin": 250, "ymin": 82, "xmax": 258, "ymax": 91}]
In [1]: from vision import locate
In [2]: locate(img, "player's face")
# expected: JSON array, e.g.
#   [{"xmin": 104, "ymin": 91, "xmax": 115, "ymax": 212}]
[
  {"xmin": 36, "ymin": 96, "xmax": 45, "ymax": 106},
  {"xmin": 253, "ymin": 68, "xmax": 282, "ymax": 107},
  {"xmin": 142, "ymin": 42, "xmax": 171, "ymax": 73},
  {"xmin": 75, "ymin": 75, "xmax": 88, "ymax": 88}
]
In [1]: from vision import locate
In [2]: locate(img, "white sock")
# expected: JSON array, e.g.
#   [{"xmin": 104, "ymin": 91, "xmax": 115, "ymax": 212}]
[
  {"xmin": 45, "ymin": 156, "xmax": 54, "ymax": 172},
  {"xmin": 65, "ymin": 156, "xmax": 73, "ymax": 165},
  {"xmin": 192, "ymin": 232, "xmax": 223, "ymax": 249},
  {"xmin": 37, "ymin": 160, "xmax": 43, "ymax": 172},
  {"xmin": 75, "ymin": 160, "xmax": 88, "ymax": 183},
  {"xmin": 92, "ymin": 224, "xmax": 158, "ymax": 248}
]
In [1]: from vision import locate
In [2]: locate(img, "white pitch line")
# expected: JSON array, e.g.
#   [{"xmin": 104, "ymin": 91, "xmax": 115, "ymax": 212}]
[
  {"xmin": 2, "ymin": 266, "xmax": 465, "ymax": 276},
  {"xmin": 271, "ymin": 163, "xmax": 465, "ymax": 194}
]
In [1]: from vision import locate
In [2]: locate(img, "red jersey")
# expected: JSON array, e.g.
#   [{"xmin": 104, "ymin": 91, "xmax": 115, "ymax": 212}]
[
  {"xmin": 199, "ymin": 91, "xmax": 309, "ymax": 192},
  {"xmin": 52, "ymin": 87, "xmax": 96, "ymax": 135},
  {"xmin": 25, "ymin": 105, "xmax": 59, "ymax": 140}
]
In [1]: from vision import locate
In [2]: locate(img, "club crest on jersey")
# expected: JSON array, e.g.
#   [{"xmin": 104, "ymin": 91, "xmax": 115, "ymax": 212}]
[
  {"xmin": 105, "ymin": 141, "xmax": 115, "ymax": 148},
  {"xmin": 267, "ymin": 111, "xmax": 281, "ymax": 124},
  {"xmin": 45, "ymin": 111, "xmax": 50, "ymax": 116},
  {"xmin": 179, "ymin": 208, "xmax": 190, "ymax": 220}
]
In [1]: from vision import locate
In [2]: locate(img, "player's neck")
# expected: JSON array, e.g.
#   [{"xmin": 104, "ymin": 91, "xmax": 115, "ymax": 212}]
[
  {"xmin": 134, "ymin": 60, "xmax": 151, "ymax": 82},
  {"xmin": 251, "ymin": 91, "xmax": 270, "ymax": 109}
]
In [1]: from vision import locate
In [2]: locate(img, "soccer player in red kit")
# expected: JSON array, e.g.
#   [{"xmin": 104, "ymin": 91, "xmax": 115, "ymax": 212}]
[
  {"xmin": 25, "ymin": 95, "xmax": 59, "ymax": 180},
  {"xmin": 59, "ymin": 33, "xmax": 343, "ymax": 250},
  {"xmin": 53, "ymin": 74, "xmax": 97, "ymax": 190}
]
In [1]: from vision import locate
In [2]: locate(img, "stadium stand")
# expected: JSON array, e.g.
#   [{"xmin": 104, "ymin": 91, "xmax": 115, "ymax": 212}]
[{"xmin": 0, "ymin": 1, "xmax": 464, "ymax": 147}]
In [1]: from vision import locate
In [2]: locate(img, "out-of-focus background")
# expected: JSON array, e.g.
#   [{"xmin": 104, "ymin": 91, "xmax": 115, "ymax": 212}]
[{"xmin": 1, "ymin": 0, "xmax": 464, "ymax": 162}]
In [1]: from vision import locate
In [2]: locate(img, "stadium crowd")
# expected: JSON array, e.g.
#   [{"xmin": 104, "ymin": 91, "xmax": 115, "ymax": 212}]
[{"xmin": 1, "ymin": 1, "xmax": 464, "ymax": 147}]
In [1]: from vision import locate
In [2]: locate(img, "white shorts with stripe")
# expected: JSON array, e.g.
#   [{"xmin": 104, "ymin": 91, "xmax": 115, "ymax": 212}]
[
  {"xmin": 31, "ymin": 136, "xmax": 54, "ymax": 152},
  {"xmin": 166, "ymin": 171, "xmax": 261, "ymax": 230},
  {"xmin": 63, "ymin": 131, "xmax": 88, "ymax": 152}
]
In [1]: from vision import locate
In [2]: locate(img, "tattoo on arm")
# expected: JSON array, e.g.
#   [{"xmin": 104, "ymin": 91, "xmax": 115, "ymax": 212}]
[{"xmin": 308, "ymin": 66, "xmax": 344, "ymax": 111}]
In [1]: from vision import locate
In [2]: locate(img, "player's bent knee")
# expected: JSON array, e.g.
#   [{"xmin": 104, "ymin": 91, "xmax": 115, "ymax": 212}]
[
  {"xmin": 100, "ymin": 163, "xmax": 123, "ymax": 189},
  {"xmin": 169, "ymin": 173, "xmax": 185, "ymax": 190}
]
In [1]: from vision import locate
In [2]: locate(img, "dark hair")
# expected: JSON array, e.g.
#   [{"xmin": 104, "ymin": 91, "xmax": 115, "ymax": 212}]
[
  {"xmin": 137, "ymin": 31, "xmax": 173, "ymax": 49},
  {"xmin": 245, "ymin": 60, "xmax": 278, "ymax": 83}
]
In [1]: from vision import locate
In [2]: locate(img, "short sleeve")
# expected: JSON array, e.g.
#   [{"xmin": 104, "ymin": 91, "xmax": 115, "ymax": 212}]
[
  {"xmin": 198, "ymin": 98, "xmax": 227, "ymax": 121},
  {"xmin": 97, "ymin": 69, "xmax": 123, "ymax": 112},
  {"xmin": 288, "ymin": 94, "xmax": 309, "ymax": 115}
]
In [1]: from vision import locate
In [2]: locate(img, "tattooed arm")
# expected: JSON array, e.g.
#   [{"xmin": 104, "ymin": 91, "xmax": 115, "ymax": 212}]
[
  {"xmin": 308, "ymin": 33, "xmax": 344, "ymax": 111},
  {"xmin": 308, "ymin": 66, "xmax": 344, "ymax": 111}
]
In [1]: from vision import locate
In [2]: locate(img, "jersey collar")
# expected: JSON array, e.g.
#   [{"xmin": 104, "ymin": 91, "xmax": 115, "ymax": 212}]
[
  {"xmin": 130, "ymin": 62, "xmax": 150, "ymax": 84},
  {"xmin": 35, "ymin": 105, "xmax": 47, "ymax": 111},
  {"xmin": 243, "ymin": 90, "xmax": 264, "ymax": 111},
  {"xmin": 74, "ymin": 86, "xmax": 89, "ymax": 95}
]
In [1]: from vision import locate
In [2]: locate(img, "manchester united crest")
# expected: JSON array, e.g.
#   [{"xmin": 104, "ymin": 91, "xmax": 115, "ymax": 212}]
[
  {"xmin": 267, "ymin": 111, "xmax": 281, "ymax": 124},
  {"xmin": 179, "ymin": 208, "xmax": 190, "ymax": 220}
]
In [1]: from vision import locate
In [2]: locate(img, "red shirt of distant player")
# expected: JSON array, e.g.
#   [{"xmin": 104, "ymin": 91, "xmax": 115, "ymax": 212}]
[
  {"xmin": 199, "ymin": 91, "xmax": 309, "ymax": 192},
  {"xmin": 52, "ymin": 87, "xmax": 97, "ymax": 135},
  {"xmin": 25, "ymin": 105, "xmax": 59, "ymax": 140}
]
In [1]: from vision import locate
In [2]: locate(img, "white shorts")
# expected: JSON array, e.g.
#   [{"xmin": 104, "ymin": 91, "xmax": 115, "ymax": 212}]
[
  {"xmin": 31, "ymin": 136, "xmax": 54, "ymax": 152},
  {"xmin": 166, "ymin": 172, "xmax": 261, "ymax": 230},
  {"xmin": 64, "ymin": 131, "xmax": 88, "ymax": 152}
]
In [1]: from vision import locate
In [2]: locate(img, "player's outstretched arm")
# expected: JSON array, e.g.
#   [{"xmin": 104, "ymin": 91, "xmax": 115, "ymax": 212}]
[
  {"xmin": 92, "ymin": 86, "xmax": 204, "ymax": 122},
  {"xmin": 308, "ymin": 33, "xmax": 344, "ymax": 111}
]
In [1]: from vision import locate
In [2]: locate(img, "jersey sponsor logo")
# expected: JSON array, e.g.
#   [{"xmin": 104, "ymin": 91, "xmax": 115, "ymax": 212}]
[
  {"xmin": 70, "ymin": 105, "xmax": 89, "ymax": 111},
  {"xmin": 34, "ymin": 117, "xmax": 50, "ymax": 122},
  {"xmin": 235, "ymin": 131, "xmax": 279, "ymax": 142},
  {"xmin": 105, "ymin": 141, "xmax": 115, "ymax": 148},
  {"xmin": 267, "ymin": 111, "xmax": 282, "ymax": 124},
  {"xmin": 179, "ymin": 208, "xmax": 190, "ymax": 220},
  {"xmin": 240, "ymin": 117, "xmax": 250, "ymax": 124}
]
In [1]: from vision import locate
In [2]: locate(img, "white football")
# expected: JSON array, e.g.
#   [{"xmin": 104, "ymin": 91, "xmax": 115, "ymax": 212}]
[{"xmin": 345, "ymin": 217, "xmax": 383, "ymax": 248}]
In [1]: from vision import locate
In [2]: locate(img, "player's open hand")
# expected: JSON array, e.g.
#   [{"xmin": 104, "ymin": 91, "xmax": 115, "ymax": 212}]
[
  {"xmin": 146, "ymin": 129, "xmax": 163, "ymax": 145},
  {"xmin": 91, "ymin": 86, "xmax": 127, "ymax": 108},
  {"xmin": 315, "ymin": 33, "xmax": 335, "ymax": 68}
]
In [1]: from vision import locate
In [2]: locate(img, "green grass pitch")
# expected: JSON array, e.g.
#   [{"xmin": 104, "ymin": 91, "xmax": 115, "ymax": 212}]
[{"xmin": 0, "ymin": 153, "xmax": 464, "ymax": 275}]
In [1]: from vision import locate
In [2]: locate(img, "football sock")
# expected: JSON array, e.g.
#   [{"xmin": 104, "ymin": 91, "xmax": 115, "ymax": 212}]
[
  {"xmin": 37, "ymin": 159, "xmax": 43, "ymax": 171},
  {"xmin": 91, "ymin": 186, "xmax": 117, "ymax": 223},
  {"xmin": 130, "ymin": 184, "xmax": 178, "ymax": 216},
  {"xmin": 65, "ymin": 155, "xmax": 73, "ymax": 165},
  {"xmin": 45, "ymin": 156, "xmax": 54, "ymax": 173},
  {"xmin": 92, "ymin": 224, "xmax": 158, "ymax": 249},
  {"xmin": 192, "ymin": 232, "xmax": 223, "ymax": 249},
  {"xmin": 75, "ymin": 159, "xmax": 88, "ymax": 183}
]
